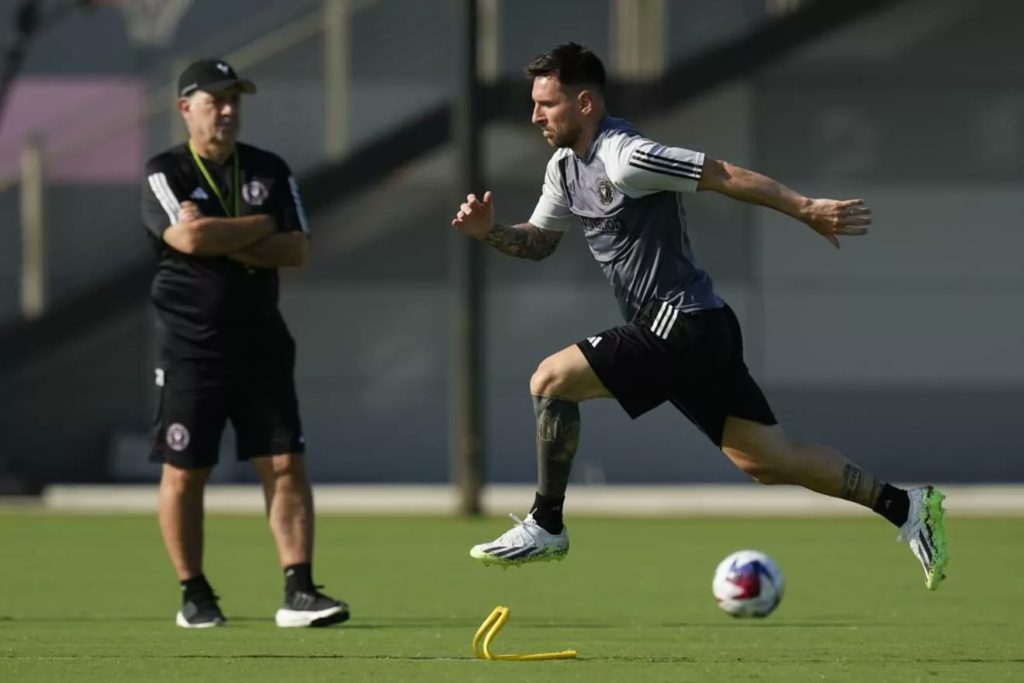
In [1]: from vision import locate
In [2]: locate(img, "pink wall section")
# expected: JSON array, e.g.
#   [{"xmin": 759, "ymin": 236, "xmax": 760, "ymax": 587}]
[{"xmin": 0, "ymin": 77, "xmax": 146, "ymax": 184}]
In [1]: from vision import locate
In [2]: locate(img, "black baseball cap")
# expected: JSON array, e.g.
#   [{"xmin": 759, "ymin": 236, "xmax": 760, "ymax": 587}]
[{"xmin": 177, "ymin": 58, "xmax": 257, "ymax": 98}]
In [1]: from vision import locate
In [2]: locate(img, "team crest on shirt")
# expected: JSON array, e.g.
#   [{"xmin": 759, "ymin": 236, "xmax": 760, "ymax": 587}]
[
  {"xmin": 166, "ymin": 423, "xmax": 190, "ymax": 452},
  {"xmin": 597, "ymin": 176, "xmax": 614, "ymax": 205},
  {"xmin": 242, "ymin": 179, "xmax": 271, "ymax": 206}
]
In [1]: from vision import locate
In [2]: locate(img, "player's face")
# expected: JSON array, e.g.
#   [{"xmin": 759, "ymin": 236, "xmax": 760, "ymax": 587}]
[
  {"xmin": 181, "ymin": 88, "xmax": 242, "ymax": 146},
  {"xmin": 531, "ymin": 76, "xmax": 583, "ymax": 149}
]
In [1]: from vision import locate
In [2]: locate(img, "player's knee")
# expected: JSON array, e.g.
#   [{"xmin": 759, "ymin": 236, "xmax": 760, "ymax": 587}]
[
  {"xmin": 530, "ymin": 358, "xmax": 569, "ymax": 396},
  {"xmin": 745, "ymin": 462, "xmax": 786, "ymax": 485},
  {"xmin": 259, "ymin": 454, "xmax": 305, "ymax": 480},
  {"xmin": 161, "ymin": 464, "xmax": 211, "ymax": 491},
  {"xmin": 727, "ymin": 452, "xmax": 787, "ymax": 485}
]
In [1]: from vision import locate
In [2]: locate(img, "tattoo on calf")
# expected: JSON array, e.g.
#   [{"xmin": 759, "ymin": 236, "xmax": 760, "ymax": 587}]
[
  {"xmin": 840, "ymin": 464, "xmax": 883, "ymax": 507},
  {"xmin": 534, "ymin": 396, "xmax": 580, "ymax": 463}
]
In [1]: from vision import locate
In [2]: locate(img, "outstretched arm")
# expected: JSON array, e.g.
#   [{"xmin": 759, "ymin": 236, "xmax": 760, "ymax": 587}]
[
  {"xmin": 698, "ymin": 158, "xmax": 871, "ymax": 249},
  {"xmin": 451, "ymin": 191, "xmax": 563, "ymax": 261}
]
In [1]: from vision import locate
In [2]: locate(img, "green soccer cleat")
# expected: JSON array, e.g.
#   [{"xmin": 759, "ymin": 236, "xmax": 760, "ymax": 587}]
[{"xmin": 897, "ymin": 485, "xmax": 948, "ymax": 590}]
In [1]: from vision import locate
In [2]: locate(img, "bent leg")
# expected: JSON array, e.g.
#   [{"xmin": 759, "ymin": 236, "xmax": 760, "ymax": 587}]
[
  {"xmin": 720, "ymin": 416, "xmax": 902, "ymax": 514},
  {"xmin": 526, "ymin": 345, "xmax": 611, "ymax": 531}
]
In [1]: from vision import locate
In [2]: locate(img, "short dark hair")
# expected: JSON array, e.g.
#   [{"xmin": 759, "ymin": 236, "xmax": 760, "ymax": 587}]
[{"xmin": 525, "ymin": 42, "xmax": 606, "ymax": 91}]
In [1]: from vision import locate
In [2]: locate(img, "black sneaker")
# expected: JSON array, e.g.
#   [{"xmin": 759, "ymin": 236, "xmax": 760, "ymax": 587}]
[
  {"xmin": 176, "ymin": 593, "xmax": 226, "ymax": 629},
  {"xmin": 275, "ymin": 587, "xmax": 349, "ymax": 628}
]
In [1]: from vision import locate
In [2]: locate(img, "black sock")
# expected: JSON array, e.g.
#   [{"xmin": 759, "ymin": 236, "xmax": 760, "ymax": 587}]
[
  {"xmin": 285, "ymin": 563, "xmax": 315, "ymax": 594},
  {"xmin": 181, "ymin": 574, "xmax": 213, "ymax": 603},
  {"xmin": 872, "ymin": 484, "xmax": 910, "ymax": 528},
  {"xmin": 530, "ymin": 492, "xmax": 565, "ymax": 535}
]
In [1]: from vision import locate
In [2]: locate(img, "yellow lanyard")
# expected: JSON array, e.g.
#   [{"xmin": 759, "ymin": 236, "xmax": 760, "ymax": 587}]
[{"xmin": 188, "ymin": 140, "xmax": 240, "ymax": 217}]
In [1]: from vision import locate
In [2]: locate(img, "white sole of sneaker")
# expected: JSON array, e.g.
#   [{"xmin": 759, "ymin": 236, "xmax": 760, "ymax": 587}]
[
  {"xmin": 275, "ymin": 604, "xmax": 349, "ymax": 628},
  {"xmin": 175, "ymin": 610, "xmax": 225, "ymax": 628},
  {"xmin": 469, "ymin": 547, "xmax": 568, "ymax": 566}
]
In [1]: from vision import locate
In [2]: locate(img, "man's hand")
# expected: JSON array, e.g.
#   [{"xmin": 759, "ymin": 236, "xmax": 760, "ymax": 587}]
[
  {"xmin": 800, "ymin": 198, "xmax": 872, "ymax": 249},
  {"xmin": 451, "ymin": 191, "xmax": 494, "ymax": 240},
  {"xmin": 178, "ymin": 200, "xmax": 203, "ymax": 223}
]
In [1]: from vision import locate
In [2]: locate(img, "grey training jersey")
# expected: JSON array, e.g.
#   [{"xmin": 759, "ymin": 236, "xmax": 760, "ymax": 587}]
[{"xmin": 529, "ymin": 115, "xmax": 723, "ymax": 323}]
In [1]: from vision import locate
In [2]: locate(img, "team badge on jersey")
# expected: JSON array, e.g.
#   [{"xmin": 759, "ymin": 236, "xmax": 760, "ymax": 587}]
[
  {"xmin": 166, "ymin": 423, "xmax": 191, "ymax": 452},
  {"xmin": 242, "ymin": 179, "xmax": 271, "ymax": 206},
  {"xmin": 597, "ymin": 177, "xmax": 614, "ymax": 205}
]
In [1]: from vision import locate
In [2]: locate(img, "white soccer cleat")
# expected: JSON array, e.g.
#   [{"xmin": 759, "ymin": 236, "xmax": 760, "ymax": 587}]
[
  {"xmin": 897, "ymin": 485, "xmax": 949, "ymax": 591},
  {"xmin": 469, "ymin": 513, "xmax": 569, "ymax": 566}
]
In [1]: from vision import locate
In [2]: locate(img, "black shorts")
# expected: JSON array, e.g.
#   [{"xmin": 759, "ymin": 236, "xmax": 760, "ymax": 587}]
[
  {"xmin": 149, "ymin": 343, "xmax": 305, "ymax": 469},
  {"xmin": 577, "ymin": 302, "xmax": 776, "ymax": 446}
]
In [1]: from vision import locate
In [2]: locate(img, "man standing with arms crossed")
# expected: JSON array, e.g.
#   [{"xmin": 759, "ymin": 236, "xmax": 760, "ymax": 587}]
[
  {"xmin": 142, "ymin": 59, "xmax": 348, "ymax": 627},
  {"xmin": 452, "ymin": 43, "xmax": 948, "ymax": 590}
]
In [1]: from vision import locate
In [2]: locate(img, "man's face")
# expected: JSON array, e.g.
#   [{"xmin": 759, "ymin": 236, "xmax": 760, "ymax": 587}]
[
  {"xmin": 180, "ymin": 87, "xmax": 242, "ymax": 146},
  {"xmin": 530, "ymin": 75, "xmax": 584, "ymax": 149}
]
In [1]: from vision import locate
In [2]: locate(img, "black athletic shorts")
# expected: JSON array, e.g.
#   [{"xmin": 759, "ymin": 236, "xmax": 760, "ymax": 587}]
[
  {"xmin": 149, "ymin": 340, "xmax": 305, "ymax": 469},
  {"xmin": 576, "ymin": 301, "xmax": 776, "ymax": 446}
]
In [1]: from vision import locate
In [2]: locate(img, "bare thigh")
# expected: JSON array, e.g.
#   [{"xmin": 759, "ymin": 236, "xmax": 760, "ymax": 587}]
[{"xmin": 531, "ymin": 345, "xmax": 614, "ymax": 402}]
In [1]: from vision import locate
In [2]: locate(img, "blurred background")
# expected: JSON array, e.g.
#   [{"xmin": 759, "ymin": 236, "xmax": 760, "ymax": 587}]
[{"xmin": 1, "ymin": 0, "xmax": 1021, "ymax": 498}]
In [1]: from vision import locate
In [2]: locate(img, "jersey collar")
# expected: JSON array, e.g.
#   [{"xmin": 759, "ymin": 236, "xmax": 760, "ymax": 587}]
[{"xmin": 579, "ymin": 114, "xmax": 612, "ymax": 163}]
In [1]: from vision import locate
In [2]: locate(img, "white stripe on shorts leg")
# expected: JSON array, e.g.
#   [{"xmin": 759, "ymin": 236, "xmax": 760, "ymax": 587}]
[
  {"xmin": 659, "ymin": 307, "xmax": 675, "ymax": 339},
  {"xmin": 657, "ymin": 307, "xmax": 680, "ymax": 339},
  {"xmin": 650, "ymin": 302, "xmax": 669, "ymax": 334}
]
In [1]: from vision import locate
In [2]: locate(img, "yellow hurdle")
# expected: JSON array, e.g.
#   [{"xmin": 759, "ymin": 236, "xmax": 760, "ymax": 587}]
[{"xmin": 471, "ymin": 606, "xmax": 578, "ymax": 661}]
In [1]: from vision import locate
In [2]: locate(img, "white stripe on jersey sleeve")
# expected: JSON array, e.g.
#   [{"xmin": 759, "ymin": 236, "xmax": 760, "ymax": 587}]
[
  {"xmin": 528, "ymin": 151, "xmax": 576, "ymax": 231},
  {"xmin": 605, "ymin": 134, "xmax": 705, "ymax": 197},
  {"xmin": 288, "ymin": 176, "xmax": 310, "ymax": 234},
  {"xmin": 148, "ymin": 172, "xmax": 180, "ymax": 224}
]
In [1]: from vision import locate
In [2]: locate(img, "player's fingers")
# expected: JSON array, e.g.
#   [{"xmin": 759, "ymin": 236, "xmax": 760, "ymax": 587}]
[
  {"xmin": 460, "ymin": 203, "xmax": 472, "ymax": 215},
  {"xmin": 839, "ymin": 198, "xmax": 865, "ymax": 208},
  {"xmin": 482, "ymin": 190, "xmax": 493, "ymax": 204},
  {"xmin": 842, "ymin": 215, "xmax": 872, "ymax": 227},
  {"xmin": 836, "ymin": 226, "xmax": 869, "ymax": 236},
  {"xmin": 824, "ymin": 233, "xmax": 840, "ymax": 249},
  {"xmin": 466, "ymin": 193, "xmax": 478, "ymax": 205}
]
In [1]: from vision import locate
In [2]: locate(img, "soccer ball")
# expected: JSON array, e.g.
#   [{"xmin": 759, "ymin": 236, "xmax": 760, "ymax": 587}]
[{"xmin": 712, "ymin": 550, "xmax": 784, "ymax": 618}]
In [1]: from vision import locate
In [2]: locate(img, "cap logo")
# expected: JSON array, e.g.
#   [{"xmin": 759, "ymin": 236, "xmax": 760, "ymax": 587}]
[{"xmin": 216, "ymin": 62, "xmax": 230, "ymax": 74}]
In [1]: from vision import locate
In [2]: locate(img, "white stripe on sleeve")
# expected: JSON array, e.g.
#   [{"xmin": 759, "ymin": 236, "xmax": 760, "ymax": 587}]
[
  {"xmin": 148, "ymin": 173, "xmax": 180, "ymax": 224},
  {"xmin": 288, "ymin": 176, "xmax": 310, "ymax": 234}
]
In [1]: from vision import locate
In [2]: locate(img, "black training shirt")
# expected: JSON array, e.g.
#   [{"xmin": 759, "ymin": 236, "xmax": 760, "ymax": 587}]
[{"xmin": 142, "ymin": 142, "xmax": 309, "ymax": 360}]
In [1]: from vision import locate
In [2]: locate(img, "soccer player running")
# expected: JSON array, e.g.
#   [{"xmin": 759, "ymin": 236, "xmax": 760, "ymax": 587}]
[
  {"xmin": 142, "ymin": 59, "xmax": 348, "ymax": 627},
  {"xmin": 451, "ymin": 43, "xmax": 948, "ymax": 590}
]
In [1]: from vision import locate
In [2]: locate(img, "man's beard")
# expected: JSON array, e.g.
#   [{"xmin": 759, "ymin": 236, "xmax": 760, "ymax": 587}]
[{"xmin": 551, "ymin": 125, "xmax": 580, "ymax": 149}]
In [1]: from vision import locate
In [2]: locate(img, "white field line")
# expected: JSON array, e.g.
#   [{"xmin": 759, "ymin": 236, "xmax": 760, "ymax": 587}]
[{"xmin": 31, "ymin": 484, "xmax": 1024, "ymax": 516}]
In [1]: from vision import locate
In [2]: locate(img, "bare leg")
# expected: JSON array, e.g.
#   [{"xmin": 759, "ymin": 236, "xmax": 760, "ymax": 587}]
[
  {"xmin": 158, "ymin": 463, "xmax": 212, "ymax": 580},
  {"xmin": 529, "ymin": 345, "xmax": 612, "ymax": 497},
  {"xmin": 720, "ymin": 417, "xmax": 884, "ymax": 508},
  {"xmin": 251, "ymin": 453, "xmax": 313, "ymax": 567}
]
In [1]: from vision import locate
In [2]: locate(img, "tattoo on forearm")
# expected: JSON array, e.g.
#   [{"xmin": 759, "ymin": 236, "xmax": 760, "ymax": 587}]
[
  {"xmin": 840, "ymin": 464, "xmax": 883, "ymax": 508},
  {"xmin": 484, "ymin": 223, "xmax": 561, "ymax": 260}
]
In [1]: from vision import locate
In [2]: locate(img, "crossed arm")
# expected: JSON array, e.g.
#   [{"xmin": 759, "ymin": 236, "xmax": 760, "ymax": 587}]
[{"xmin": 162, "ymin": 201, "xmax": 307, "ymax": 267}]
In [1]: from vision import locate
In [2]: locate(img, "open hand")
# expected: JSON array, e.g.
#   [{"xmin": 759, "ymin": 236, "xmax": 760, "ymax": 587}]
[{"xmin": 801, "ymin": 198, "xmax": 871, "ymax": 249}]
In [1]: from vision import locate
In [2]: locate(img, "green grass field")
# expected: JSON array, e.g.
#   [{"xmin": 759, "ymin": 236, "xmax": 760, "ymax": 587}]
[{"xmin": 1, "ymin": 511, "xmax": 1022, "ymax": 682}]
